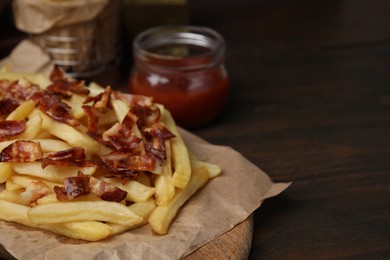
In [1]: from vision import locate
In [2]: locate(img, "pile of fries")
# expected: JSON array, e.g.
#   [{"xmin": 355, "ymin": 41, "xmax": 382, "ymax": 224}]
[{"xmin": 0, "ymin": 66, "xmax": 221, "ymax": 241}]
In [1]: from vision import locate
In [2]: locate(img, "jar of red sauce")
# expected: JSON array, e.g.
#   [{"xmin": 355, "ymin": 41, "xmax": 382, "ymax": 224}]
[{"xmin": 129, "ymin": 25, "xmax": 228, "ymax": 128}]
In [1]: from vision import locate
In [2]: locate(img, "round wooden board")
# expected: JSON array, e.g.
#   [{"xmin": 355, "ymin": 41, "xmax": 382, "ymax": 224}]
[
  {"xmin": 184, "ymin": 215, "xmax": 253, "ymax": 260},
  {"xmin": 0, "ymin": 216, "xmax": 253, "ymax": 260}
]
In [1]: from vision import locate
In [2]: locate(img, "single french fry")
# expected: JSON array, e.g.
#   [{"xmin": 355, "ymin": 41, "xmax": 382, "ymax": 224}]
[
  {"xmin": 0, "ymin": 139, "xmax": 72, "ymax": 152},
  {"xmin": 163, "ymin": 110, "xmax": 192, "ymax": 189},
  {"xmin": 0, "ymin": 163, "xmax": 13, "ymax": 183},
  {"xmin": 149, "ymin": 165, "xmax": 209, "ymax": 235},
  {"xmin": 109, "ymin": 199, "xmax": 157, "ymax": 235},
  {"xmin": 190, "ymin": 158, "xmax": 222, "ymax": 179},
  {"xmin": 99, "ymin": 109, "xmax": 118, "ymax": 126},
  {"xmin": 28, "ymin": 201, "xmax": 143, "ymax": 226},
  {"xmin": 0, "ymin": 189, "xmax": 23, "ymax": 204},
  {"xmin": 6, "ymin": 99, "xmax": 36, "ymax": 121},
  {"xmin": 64, "ymin": 99, "xmax": 85, "ymax": 119},
  {"xmin": 11, "ymin": 174, "xmax": 61, "ymax": 191},
  {"xmin": 5, "ymin": 179, "xmax": 23, "ymax": 191},
  {"xmin": 111, "ymin": 99, "xmax": 129, "ymax": 122},
  {"xmin": 36, "ymin": 193, "xmax": 59, "ymax": 205},
  {"xmin": 0, "ymin": 200, "xmax": 32, "ymax": 226},
  {"xmin": 38, "ymin": 221, "xmax": 112, "ymax": 242},
  {"xmin": 88, "ymin": 82, "xmax": 105, "ymax": 94},
  {"xmin": 12, "ymin": 162, "xmax": 96, "ymax": 182},
  {"xmin": 102, "ymin": 177, "xmax": 156, "ymax": 203},
  {"xmin": 154, "ymin": 141, "xmax": 175, "ymax": 206},
  {"xmin": 37, "ymin": 193, "xmax": 101, "ymax": 205},
  {"xmin": 15, "ymin": 113, "xmax": 42, "ymax": 140}
]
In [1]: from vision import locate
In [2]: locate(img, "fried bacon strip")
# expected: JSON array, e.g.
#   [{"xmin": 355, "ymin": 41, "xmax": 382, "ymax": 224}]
[
  {"xmin": 83, "ymin": 86, "xmax": 112, "ymax": 112},
  {"xmin": 47, "ymin": 65, "xmax": 90, "ymax": 97},
  {"xmin": 100, "ymin": 152, "xmax": 155, "ymax": 172},
  {"xmin": 0, "ymin": 79, "xmax": 39, "ymax": 118},
  {"xmin": 82, "ymin": 86, "xmax": 114, "ymax": 144},
  {"xmin": 54, "ymin": 172, "xmax": 91, "ymax": 201},
  {"xmin": 0, "ymin": 79, "xmax": 40, "ymax": 103},
  {"xmin": 33, "ymin": 91, "xmax": 79, "ymax": 126},
  {"xmin": 41, "ymin": 147, "xmax": 95, "ymax": 168},
  {"xmin": 54, "ymin": 172, "xmax": 127, "ymax": 202},
  {"xmin": 143, "ymin": 123, "xmax": 176, "ymax": 161},
  {"xmin": 130, "ymin": 104, "xmax": 161, "ymax": 127},
  {"xmin": 0, "ymin": 99, "xmax": 19, "ymax": 119},
  {"xmin": 0, "ymin": 140, "xmax": 43, "ymax": 162},
  {"xmin": 0, "ymin": 120, "xmax": 26, "ymax": 140},
  {"xmin": 89, "ymin": 175, "xmax": 127, "ymax": 202}
]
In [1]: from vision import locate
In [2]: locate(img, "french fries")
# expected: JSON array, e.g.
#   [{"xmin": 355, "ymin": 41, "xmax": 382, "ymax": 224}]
[{"xmin": 0, "ymin": 68, "xmax": 222, "ymax": 241}]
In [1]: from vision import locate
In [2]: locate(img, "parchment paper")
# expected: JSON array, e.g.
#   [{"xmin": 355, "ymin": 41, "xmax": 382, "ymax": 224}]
[
  {"xmin": 0, "ymin": 40, "xmax": 291, "ymax": 260},
  {"xmin": 13, "ymin": 0, "xmax": 109, "ymax": 34}
]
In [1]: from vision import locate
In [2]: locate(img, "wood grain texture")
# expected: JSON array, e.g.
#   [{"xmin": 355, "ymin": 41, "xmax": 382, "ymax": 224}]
[
  {"xmin": 186, "ymin": 216, "xmax": 253, "ymax": 260},
  {"xmin": 1, "ymin": 0, "xmax": 390, "ymax": 259}
]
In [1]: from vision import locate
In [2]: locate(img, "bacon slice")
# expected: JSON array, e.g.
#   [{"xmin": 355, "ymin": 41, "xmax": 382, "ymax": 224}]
[
  {"xmin": 100, "ymin": 151, "xmax": 155, "ymax": 172},
  {"xmin": 33, "ymin": 91, "xmax": 79, "ymax": 126},
  {"xmin": 0, "ymin": 140, "xmax": 43, "ymax": 162},
  {"xmin": 0, "ymin": 79, "xmax": 40, "ymax": 103},
  {"xmin": 143, "ymin": 123, "xmax": 175, "ymax": 161},
  {"xmin": 0, "ymin": 99, "xmax": 19, "ymax": 119},
  {"xmin": 0, "ymin": 120, "xmax": 26, "ymax": 140},
  {"xmin": 54, "ymin": 172, "xmax": 91, "ymax": 201},
  {"xmin": 89, "ymin": 176, "xmax": 127, "ymax": 202},
  {"xmin": 130, "ymin": 104, "xmax": 161, "ymax": 127},
  {"xmin": 41, "ymin": 147, "xmax": 95, "ymax": 168},
  {"xmin": 83, "ymin": 86, "xmax": 112, "ymax": 112},
  {"xmin": 0, "ymin": 79, "xmax": 40, "ymax": 119},
  {"xmin": 54, "ymin": 172, "xmax": 127, "ymax": 202},
  {"xmin": 47, "ymin": 65, "xmax": 90, "ymax": 97},
  {"xmin": 102, "ymin": 117, "xmax": 142, "ymax": 152}
]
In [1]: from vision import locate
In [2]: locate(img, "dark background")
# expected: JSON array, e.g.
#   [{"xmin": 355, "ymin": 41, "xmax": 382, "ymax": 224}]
[{"xmin": 1, "ymin": 0, "xmax": 390, "ymax": 259}]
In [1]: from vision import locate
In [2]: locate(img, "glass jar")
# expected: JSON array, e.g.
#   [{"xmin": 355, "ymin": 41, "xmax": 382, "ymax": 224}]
[{"xmin": 129, "ymin": 25, "xmax": 228, "ymax": 128}]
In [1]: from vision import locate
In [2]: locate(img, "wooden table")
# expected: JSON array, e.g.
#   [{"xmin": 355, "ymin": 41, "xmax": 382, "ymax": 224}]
[{"xmin": 1, "ymin": 0, "xmax": 389, "ymax": 259}]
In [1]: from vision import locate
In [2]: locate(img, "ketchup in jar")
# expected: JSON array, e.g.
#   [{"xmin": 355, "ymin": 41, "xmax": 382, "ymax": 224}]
[{"xmin": 130, "ymin": 25, "xmax": 228, "ymax": 128}]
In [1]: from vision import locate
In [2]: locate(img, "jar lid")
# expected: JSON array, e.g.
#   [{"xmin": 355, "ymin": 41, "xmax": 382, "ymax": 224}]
[{"xmin": 133, "ymin": 25, "xmax": 226, "ymax": 72}]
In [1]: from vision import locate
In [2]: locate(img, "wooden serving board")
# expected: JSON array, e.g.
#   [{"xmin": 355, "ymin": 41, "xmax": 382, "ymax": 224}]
[
  {"xmin": 0, "ymin": 216, "xmax": 253, "ymax": 260},
  {"xmin": 185, "ymin": 215, "xmax": 253, "ymax": 260}
]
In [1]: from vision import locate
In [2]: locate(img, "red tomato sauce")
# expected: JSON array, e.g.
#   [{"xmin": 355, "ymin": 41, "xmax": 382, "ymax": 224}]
[{"xmin": 130, "ymin": 65, "xmax": 228, "ymax": 128}]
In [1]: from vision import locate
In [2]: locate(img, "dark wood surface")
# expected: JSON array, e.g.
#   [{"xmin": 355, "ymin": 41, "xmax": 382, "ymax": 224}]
[{"xmin": 1, "ymin": 0, "xmax": 390, "ymax": 259}]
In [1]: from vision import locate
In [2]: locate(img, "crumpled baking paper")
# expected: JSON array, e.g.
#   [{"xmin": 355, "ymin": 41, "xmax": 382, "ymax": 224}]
[{"xmin": 0, "ymin": 40, "xmax": 291, "ymax": 260}]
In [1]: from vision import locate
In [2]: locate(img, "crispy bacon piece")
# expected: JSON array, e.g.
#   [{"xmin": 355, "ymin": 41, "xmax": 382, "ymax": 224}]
[
  {"xmin": 41, "ymin": 147, "xmax": 95, "ymax": 168},
  {"xmin": 54, "ymin": 172, "xmax": 127, "ymax": 202},
  {"xmin": 0, "ymin": 99, "xmax": 19, "ymax": 119},
  {"xmin": 82, "ymin": 86, "xmax": 114, "ymax": 144},
  {"xmin": 47, "ymin": 65, "xmax": 90, "ymax": 97},
  {"xmin": 0, "ymin": 140, "xmax": 43, "ymax": 162},
  {"xmin": 89, "ymin": 176, "xmax": 127, "ymax": 202},
  {"xmin": 54, "ymin": 172, "xmax": 91, "ymax": 201},
  {"xmin": 0, "ymin": 79, "xmax": 39, "ymax": 118},
  {"xmin": 83, "ymin": 86, "xmax": 112, "ymax": 112},
  {"xmin": 102, "ymin": 118, "xmax": 142, "ymax": 152},
  {"xmin": 130, "ymin": 104, "xmax": 161, "ymax": 127},
  {"xmin": 100, "ymin": 151, "xmax": 155, "ymax": 172},
  {"xmin": 33, "ymin": 91, "xmax": 79, "ymax": 126},
  {"xmin": 0, "ymin": 78, "xmax": 40, "ymax": 103},
  {"xmin": 143, "ymin": 123, "xmax": 175, "ymax": 161},
  {"xmin": 0, "ymin": 120, "xmax": 26, "ymax": 140},
  {"xmin": 20, "ymin": 181, "xmax": 51, "ymax": 206}
]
